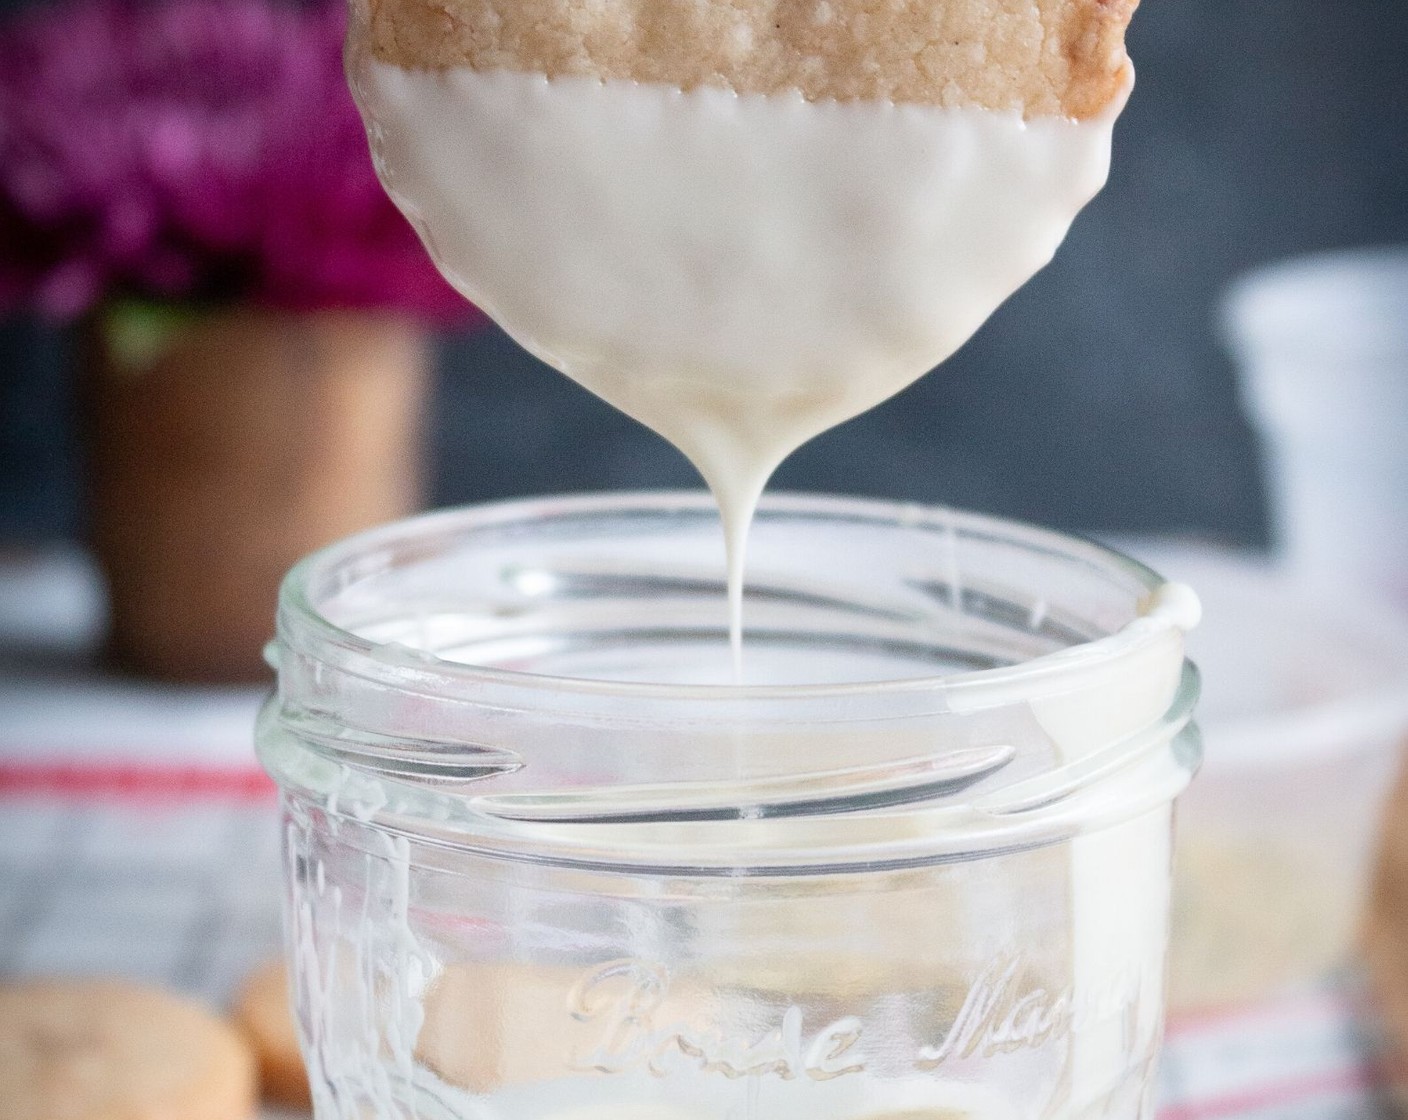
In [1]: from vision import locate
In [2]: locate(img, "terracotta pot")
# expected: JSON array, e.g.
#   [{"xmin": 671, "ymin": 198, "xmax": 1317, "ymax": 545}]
[{"xmin": 83, "ymin": 305, "xmax": 429, "ymax": 682}]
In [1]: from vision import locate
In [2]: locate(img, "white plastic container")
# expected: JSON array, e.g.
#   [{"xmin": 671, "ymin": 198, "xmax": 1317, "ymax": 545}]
[
  {"xmin": 1222, "ymin": 246, "xmax": 1408, "ymax": 605},
  {"xmin": 1126, "ymin": 542, "xmax": 1408, "ymax": 1012}
]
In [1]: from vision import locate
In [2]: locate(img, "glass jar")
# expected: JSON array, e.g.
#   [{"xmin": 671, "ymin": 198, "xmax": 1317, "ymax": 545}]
[{"xmin": 258, "ymin": 492, "xmax": 1200, "ymax": 1120}]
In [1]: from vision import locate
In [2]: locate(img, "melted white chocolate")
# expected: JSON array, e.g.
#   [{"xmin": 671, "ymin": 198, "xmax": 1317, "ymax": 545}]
[{"xmin": 351, "ymin": 60, "xmax": 1129, "ymax": 671}]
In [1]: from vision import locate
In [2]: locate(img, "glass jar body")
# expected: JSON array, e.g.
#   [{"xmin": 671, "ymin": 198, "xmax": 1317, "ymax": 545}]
[
  {"xmin": 276, "ymin": 795, "xmax": 1176, "ymax": 1120},
  {"xmin": 260, "ymin": 492, "xmax": 1199, "ymax": 1120}
]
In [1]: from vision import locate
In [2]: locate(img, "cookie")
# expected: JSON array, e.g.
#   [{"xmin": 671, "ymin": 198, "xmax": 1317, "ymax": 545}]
[
  {"xmin": 232, "ymin": 959, "xmax": 311, "ymax": 1110},
  {"xmin": 352, "ymin": 0, "xmax": 1137, "ymax": 118},
  {"xmin": 417, "ymin": 960, "xmax": 711, "ymax": 1093},
  {"xmin": 0, "ymin": 977, "xmax": 257, "ymax": 1120},
  {"xmin": 416, "ymin": 962, "xmax": 601, "ymax": 1093}
]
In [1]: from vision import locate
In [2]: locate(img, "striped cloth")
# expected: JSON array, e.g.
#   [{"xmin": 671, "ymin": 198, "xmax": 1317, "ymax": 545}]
[{"xmin": 0, "ymin": 548, "xmax": 1394, "ymax": 1119}]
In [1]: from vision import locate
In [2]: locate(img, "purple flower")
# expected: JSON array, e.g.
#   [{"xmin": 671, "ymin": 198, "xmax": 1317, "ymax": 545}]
[{"xmin": 0, "ymin": 0, "xmax": 482, "ymax": 325}]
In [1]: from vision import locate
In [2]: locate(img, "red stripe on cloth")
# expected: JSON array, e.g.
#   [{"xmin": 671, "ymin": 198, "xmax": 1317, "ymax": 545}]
[
  {"xmin": 1158, "ymin": 1067, "xmax": 1376, "ymax": 1120},
  {"xmin": 0, "ymin": 762, "xmax": 276, "ymax": 801},
  {"xmin": 1165, "ymin": 989, "xmax": 1356, "ymax": 1037}
]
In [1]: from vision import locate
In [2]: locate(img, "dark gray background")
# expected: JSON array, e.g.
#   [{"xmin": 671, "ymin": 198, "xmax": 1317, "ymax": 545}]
[{"xmin": 3, "ymin": 0, "xmax": 1406, "ymax": 546}]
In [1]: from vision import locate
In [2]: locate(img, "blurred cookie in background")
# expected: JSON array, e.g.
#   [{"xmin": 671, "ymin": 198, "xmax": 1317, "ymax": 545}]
[
  {"xmin": 1, "ymin": 977, "xmax": 257, "ymax": 1120},
  {"xmin": 234, "ymin": 959, "xmax": 312, "ymax": 1111}
]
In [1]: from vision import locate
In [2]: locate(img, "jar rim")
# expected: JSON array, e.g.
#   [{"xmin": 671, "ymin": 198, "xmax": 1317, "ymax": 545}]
[
  {"xmin": 267, "ymin": 492, "xmax": 1200, "ymax": 866},
  {"xmin": 275, "ymin": 490, "xmax": 1196, "ymax": 715}
]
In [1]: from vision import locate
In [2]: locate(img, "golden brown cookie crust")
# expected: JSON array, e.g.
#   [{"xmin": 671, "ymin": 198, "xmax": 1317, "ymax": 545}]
[{"xmin": 352, "ymin": 0, "xmax": 1137, "ymax": 118}]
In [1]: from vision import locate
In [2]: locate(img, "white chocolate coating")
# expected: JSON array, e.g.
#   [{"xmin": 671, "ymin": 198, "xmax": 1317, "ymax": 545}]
[{"xmin": 350, "ymin": 62, "xmax": 1130, "ymax": 664}]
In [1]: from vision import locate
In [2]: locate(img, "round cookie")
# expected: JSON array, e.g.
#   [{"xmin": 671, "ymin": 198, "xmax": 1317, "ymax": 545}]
[
  {"xmin": 0, "ymin": 977, "xmax": 257, "ymax": 1120},
  {"xmin": 353, "ymin": 0, "xmax": 1137, "ymax": 118},
  {"xmin": 232, "ymin": 959, "xmax": 311, "ymax": 1110},
  {"xmin": 416, "ymin": 960, "xmax": 712, "ymax": 1094}
]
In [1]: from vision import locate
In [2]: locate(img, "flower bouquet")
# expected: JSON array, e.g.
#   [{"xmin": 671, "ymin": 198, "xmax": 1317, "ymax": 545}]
[{"xmin": 0, "ymin": 0, "xmax": 482, "ymax": 681}]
